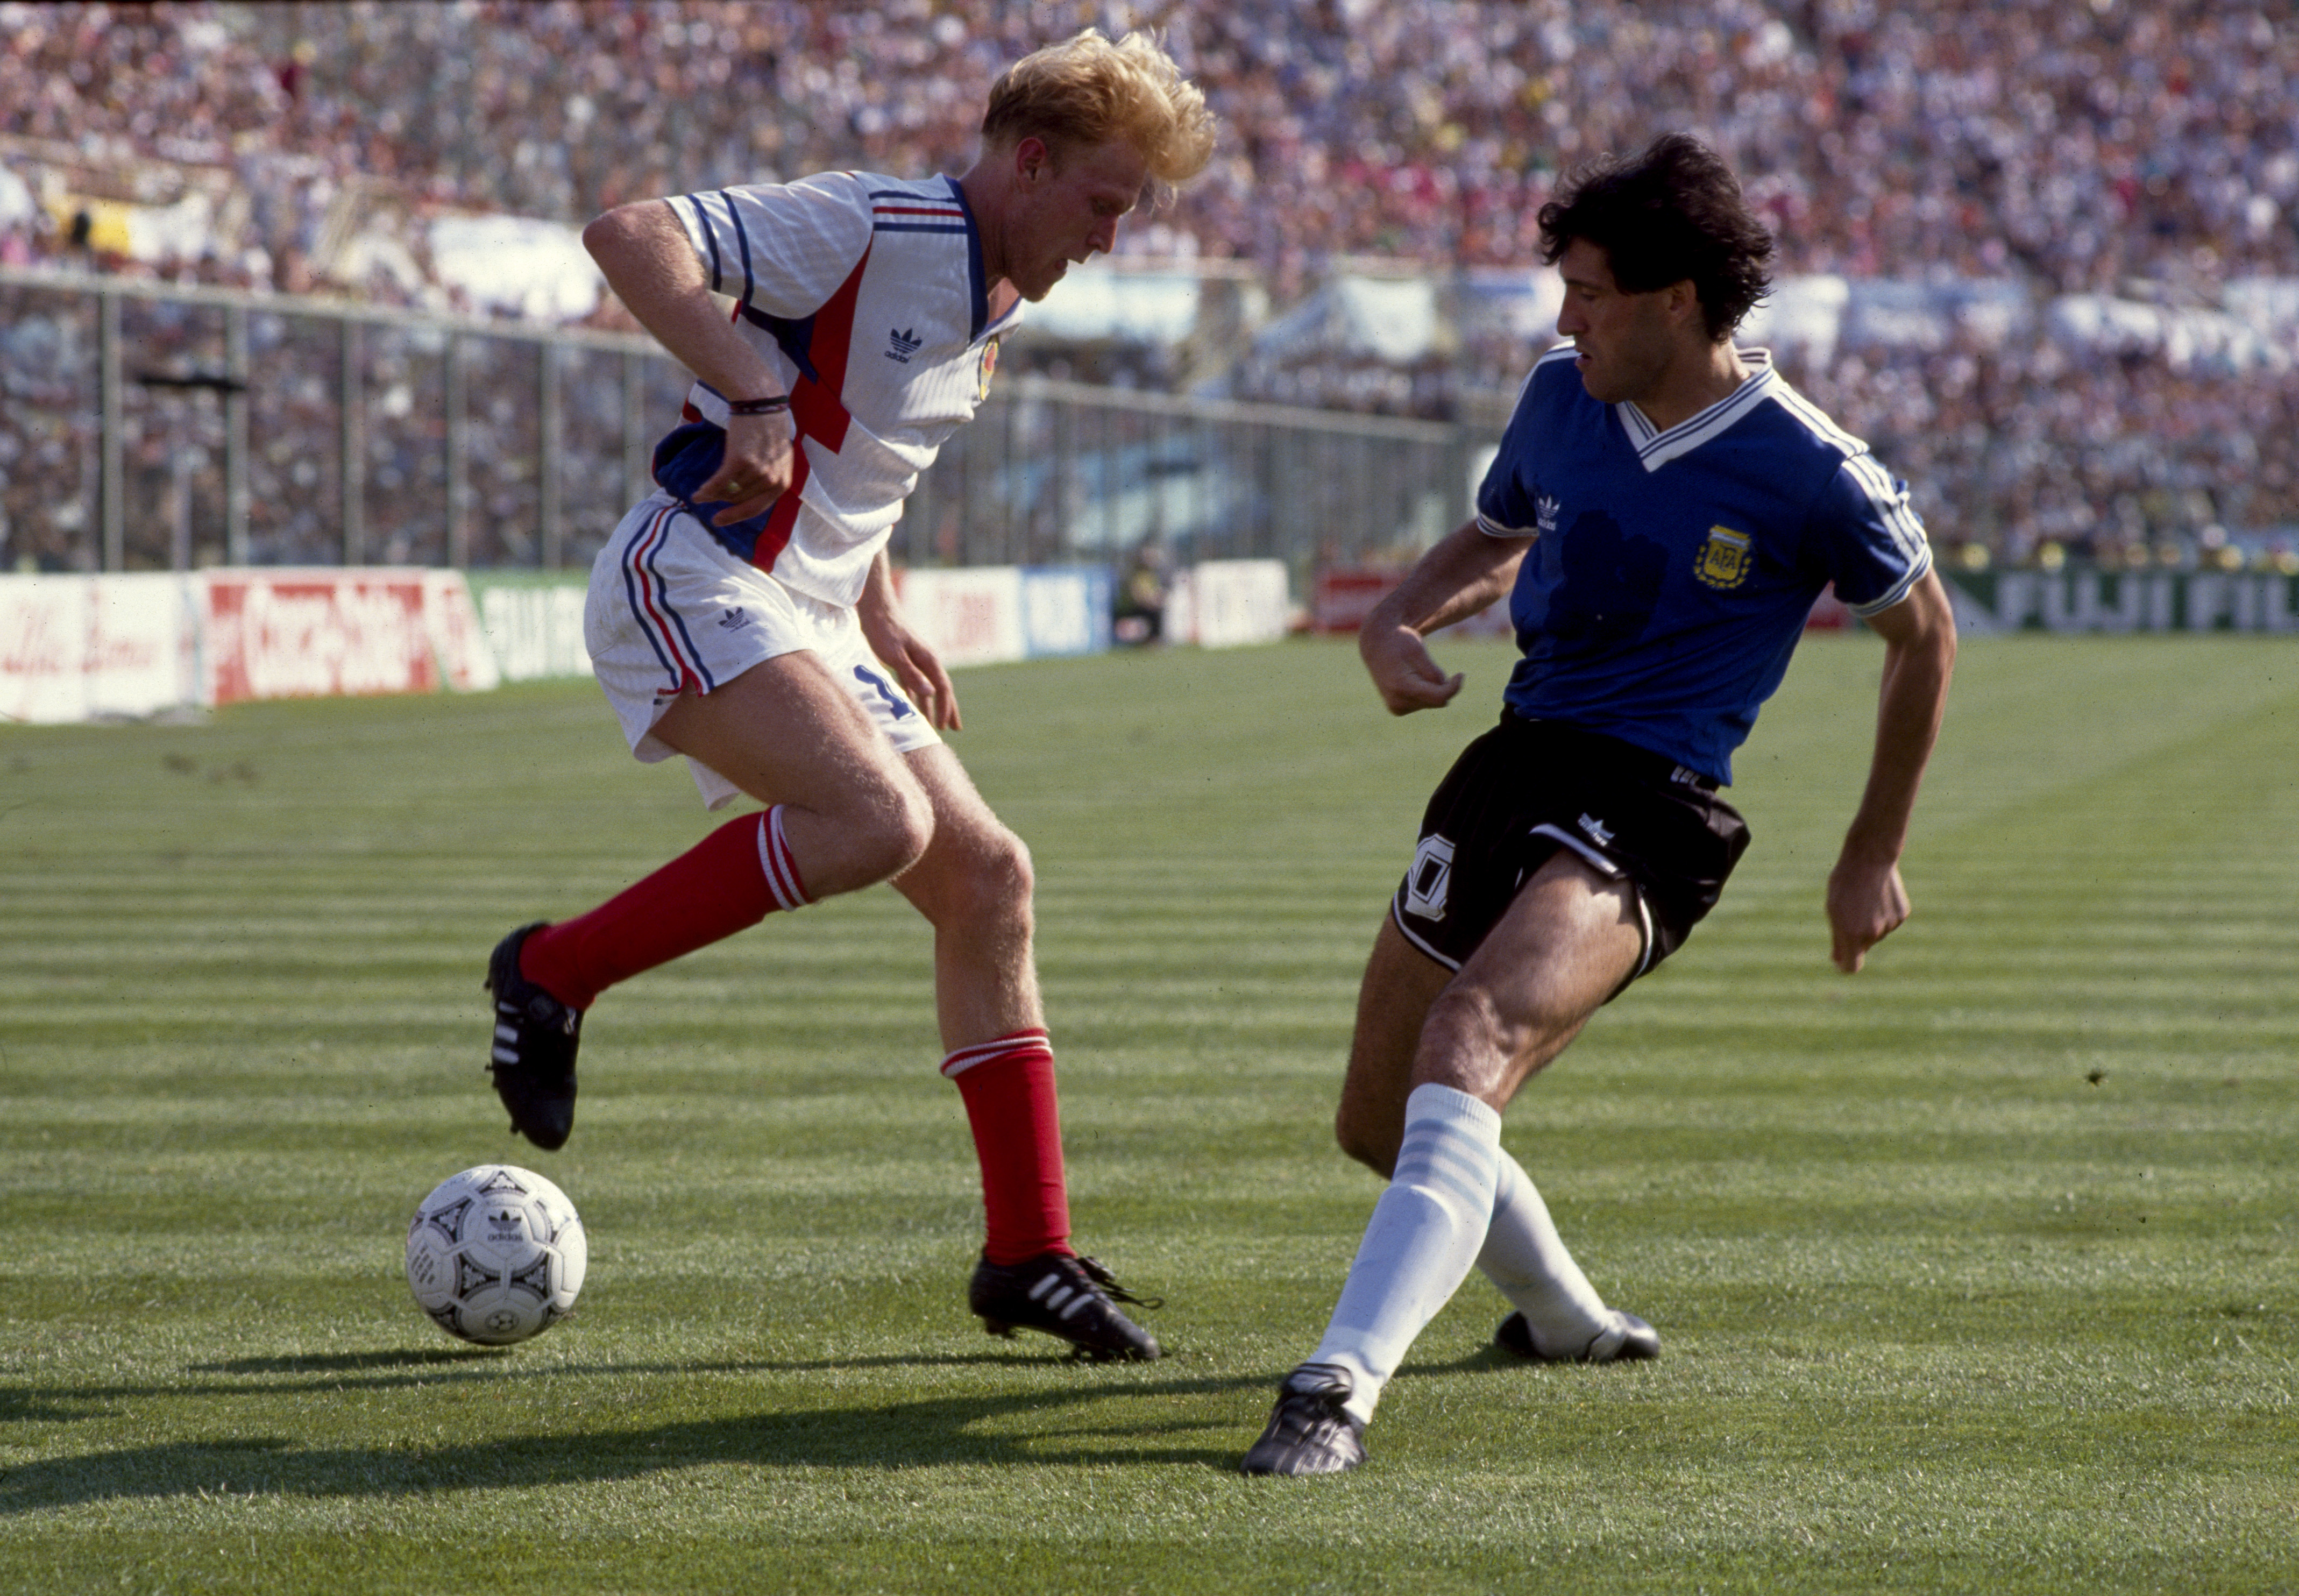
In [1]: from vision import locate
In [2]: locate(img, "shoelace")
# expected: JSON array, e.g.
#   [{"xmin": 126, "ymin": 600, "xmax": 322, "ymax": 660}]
[{"xmin": 1072, "ymin": 1255, "xmax": 1163, "ymax": 1311}]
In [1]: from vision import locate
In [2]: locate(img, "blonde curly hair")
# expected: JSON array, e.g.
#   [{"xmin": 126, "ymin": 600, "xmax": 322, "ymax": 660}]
[{"xmin": 981, "ymin": 29, "xmax": 1216, "ymax": 199}]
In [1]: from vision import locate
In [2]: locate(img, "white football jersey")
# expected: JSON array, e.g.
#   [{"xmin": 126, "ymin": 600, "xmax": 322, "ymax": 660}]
[{"xmin": 659, "ymin": 171, "xmax": 1020, "ymax": 606}]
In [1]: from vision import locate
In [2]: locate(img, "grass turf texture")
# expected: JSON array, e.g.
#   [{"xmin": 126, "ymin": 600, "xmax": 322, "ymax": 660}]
[{"xmin": 2, "ymin": 633, "xmax": 2295, "ymax": 1594}]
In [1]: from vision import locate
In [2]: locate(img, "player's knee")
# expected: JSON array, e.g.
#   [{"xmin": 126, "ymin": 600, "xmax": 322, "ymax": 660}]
[
  {"xmin": 1417, "ymin": 985, "xmax": 1538, "ymax": 1089},
  {"xmin": 942, "ymin": 822, "xmax": 1035, "ymax": 933},
  {"xmin": 850, "ymin": 776, "xmax": 936, "ymax": 884},
  {"xmin": 1421, "ymin": 984, "xmax": 1506, "ymax": 1055},
  {"xmin": 990, "ymin": 826, "xmax": 1035, "ymax": 916},
  {"xmin": 1420, "ymin": 979, "xmax": 1587, "ymax": 1095}
]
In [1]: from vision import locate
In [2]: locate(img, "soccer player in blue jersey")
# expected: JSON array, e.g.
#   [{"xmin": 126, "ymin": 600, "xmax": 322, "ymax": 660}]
[
  {"xmin": 480, "ymin": 32, "xmax": 1214, "ymax": 1363},
  {"xmin": 1243, "ymin": 133, "xmax": 1959, "ymax": 1474}
]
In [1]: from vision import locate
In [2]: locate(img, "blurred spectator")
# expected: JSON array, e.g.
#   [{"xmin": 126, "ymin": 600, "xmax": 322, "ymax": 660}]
[
  {"xmin": 0, "ymin": 0, "xmax": 2291, "ymax": 562},
  {"xmin": 1115, "ymin": 540, "xmax": 1170, "ymax": 644},
  {"xmin": 4, "ymin": 1, "xmax": 2289, "ymax": 297}
]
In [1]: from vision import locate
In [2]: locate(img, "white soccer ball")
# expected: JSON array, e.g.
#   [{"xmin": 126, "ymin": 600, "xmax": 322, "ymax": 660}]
[{"xmin": 405, "ymin": 1164, "xmax": 587, "ymax": 1345}]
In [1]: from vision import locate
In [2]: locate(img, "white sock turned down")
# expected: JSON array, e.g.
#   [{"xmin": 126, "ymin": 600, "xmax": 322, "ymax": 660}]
[
  {"xmin": 1305, "ymin": 1082, "xmax": 1503, "ymax": 1425},
  {"xmin": 1475, "ymin": 1150, "xmax": 1617, "ymax": 1355}
]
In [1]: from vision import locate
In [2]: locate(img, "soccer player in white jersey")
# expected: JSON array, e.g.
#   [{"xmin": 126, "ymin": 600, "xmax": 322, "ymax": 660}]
[
  {"xmin": 1241, "ymin": 134, "xmax": 1959, "ymax": 1472},
  {"xmin": 479, "ymin": 31, "xmax": 1214, "ymax": 1363}
]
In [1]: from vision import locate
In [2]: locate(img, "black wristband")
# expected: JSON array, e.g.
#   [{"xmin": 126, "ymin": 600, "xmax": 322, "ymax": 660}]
[{"xmin": 725, "ymin": 394, "xmax": 790, "ymax": 416}]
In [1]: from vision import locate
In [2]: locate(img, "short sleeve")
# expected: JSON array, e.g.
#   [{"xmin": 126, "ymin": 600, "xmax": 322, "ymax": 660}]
[
  {"xmin": 1474, "ymin": 361, "xmax": 1555, "ymax": 538},
  {"xmin": 1809, "ymin": 452, "xmax": 1933, "ymax": 616},
  {"xmin": 664, "ymin": 173, "xmax": 872, "ymax": 320}
]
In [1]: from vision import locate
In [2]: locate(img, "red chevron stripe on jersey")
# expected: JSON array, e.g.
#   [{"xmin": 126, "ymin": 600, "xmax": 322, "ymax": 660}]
[
  {"xmin": 663, "ymin": 171, "xmax": 1019, "ymax": 607},
  {"xmin": 743, "ymin": 245, "xmax": 869, "ymax": 573},
  {"xmin": 750, "ymin": 447, "xmax": 812, "ymax": 574},
  {"xmin": 787, "ymin": 245, "xmax": 867, "ymax": 456}
]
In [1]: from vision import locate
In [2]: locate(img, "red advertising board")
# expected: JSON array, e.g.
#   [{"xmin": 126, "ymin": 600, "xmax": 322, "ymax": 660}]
[
  {"xmin": 202, "ymin": 571, "xmax": 436, "ymax": 704},
  {"xmin": 1311, "ymin": 569, "xmax": 1396, "ymax": 634}
]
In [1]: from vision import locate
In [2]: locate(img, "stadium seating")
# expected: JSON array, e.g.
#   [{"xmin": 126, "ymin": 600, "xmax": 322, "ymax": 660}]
[{"xmin": 1, "ymin": 1, "xmax": 2292, "ymax": 568}]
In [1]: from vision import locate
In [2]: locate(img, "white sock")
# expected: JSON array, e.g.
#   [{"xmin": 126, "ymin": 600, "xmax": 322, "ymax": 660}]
[
  {"xmin": 1475, "ymin": 1151, "xmax": 1614, "ymax": 1356},
  {"xmin": 1307, "ymin": 1083, "xmax": 1502, "ymax": 1424}
]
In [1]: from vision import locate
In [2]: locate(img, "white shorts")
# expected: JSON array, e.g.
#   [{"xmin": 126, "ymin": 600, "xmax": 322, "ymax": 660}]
[{"xmin": 586, "ymin": 494, "xmax": 941, "ymax": 810}]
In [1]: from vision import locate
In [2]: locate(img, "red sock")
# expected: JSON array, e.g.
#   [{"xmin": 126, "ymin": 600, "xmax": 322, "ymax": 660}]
[
  {"xmin": 944, "ymin": 1029, "xmax": 1074, "ymax": 1266},
  {"xmin": 519, "ymin": 805, "xmax": 810, "ymax": 1010}
]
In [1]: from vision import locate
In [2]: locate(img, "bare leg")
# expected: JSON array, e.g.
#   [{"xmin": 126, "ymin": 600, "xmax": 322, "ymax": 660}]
[
  {"xmin": 1296, "ymin": 853, "xmax": 1645, "ymax": 1419},
  {"xmin": 652, "ymin": 650, "xmax": 936, "ymax": 896},
  {"xmin": 1412, "ymin": 852, "xmax": 1642, "ymax": 1106},
  {"xmin": 887, "ymin": 745, "xmax": 1042, "ymax": 1049},
  {"xmin": 878, "ymin": 746, "xmax": 1097, "ymax": 1292},
  {"xmin": 1335, "ymin": 853, "xmax": 1641, "ymax": 1173},
  {"xmin": 491, "ymin": 649, "xmax": 939, "ymax": 1148},
  {"xmin": 1333, "ymin": 913, "xmax": 1453, "ymax": 1178},
  {"xmin": 665, "ymin": 660, "xmax": 1145, "ymax": 1353}
]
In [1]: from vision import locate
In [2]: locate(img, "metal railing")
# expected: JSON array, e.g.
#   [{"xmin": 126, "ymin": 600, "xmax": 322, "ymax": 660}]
[{"xmin": 0, "ymin": 264, "xmax": 1478, "ymax": 580}]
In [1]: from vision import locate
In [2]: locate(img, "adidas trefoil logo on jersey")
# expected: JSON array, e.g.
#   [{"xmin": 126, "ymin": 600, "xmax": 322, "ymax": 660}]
[
  {"xmin": 718, "ymin": 606, "xmax": 751, "ymax": 631},
  {"xmin": 1577, "ymin": 812, "xmax": 1614, "ymax": 846},
  {"xmin": 1535, "ymin": 493, "xmax": 1562, "ymax": 537},
  {"xmin": 887, "ymin": 327, "xmax": 923, "ymax": 363}
]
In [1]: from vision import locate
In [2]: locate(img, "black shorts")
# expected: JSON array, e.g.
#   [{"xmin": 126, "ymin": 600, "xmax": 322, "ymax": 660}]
[{"xmin": 1390, "ymin": 714, "xmax": 1750, "ymax": 989}]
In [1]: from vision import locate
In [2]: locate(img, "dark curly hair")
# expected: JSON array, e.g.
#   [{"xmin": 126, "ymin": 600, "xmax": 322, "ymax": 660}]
[{"xmin": 1537, "ymin": 133, "xmax": 1773, "ymax": 341}]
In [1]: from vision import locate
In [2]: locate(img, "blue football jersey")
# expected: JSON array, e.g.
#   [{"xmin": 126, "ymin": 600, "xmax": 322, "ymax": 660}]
[{"xmin": 1476, "ymin": 344, "xmax": 1931, "ymax": 785}]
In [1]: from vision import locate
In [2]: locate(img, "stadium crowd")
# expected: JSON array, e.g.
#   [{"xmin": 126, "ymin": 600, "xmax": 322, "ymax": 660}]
[{"xmin": 1, "ymin": 0, "xmax": 2294, "ymax": 569}]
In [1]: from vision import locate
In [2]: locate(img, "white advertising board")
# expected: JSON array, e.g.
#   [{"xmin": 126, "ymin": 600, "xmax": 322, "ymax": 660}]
[
  {"xmin": 1170, "ymin": 559, "xmax": 1291, "ymax": 648},
  {"xmin": 894, "ymin": 566, "xmax": 1027, "ymax": 668},
  {"xmin": 0, "ymin": 573, "xmax": 198, "ymax": 724}
]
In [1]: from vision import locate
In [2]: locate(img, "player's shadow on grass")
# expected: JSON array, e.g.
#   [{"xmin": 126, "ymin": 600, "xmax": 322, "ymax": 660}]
[
  {"xmin": 2, "ymin": 1352, "xmax": 1027, "ymax": 1419},
  {"xmin": 0, "ymin": 1371, "xmax": 1277, "ymax": 1511},
  {"xmin": 1402, "ymin": 1344, "xmax": 1663, "ymax": 1379},
  {"xmin": 748, "ymin": 1350, "xmax": 1145, "ymax": 1373},
  {"xmin": 192, "ymin": 1350, "xmax": 507, "ymax": 1376}
]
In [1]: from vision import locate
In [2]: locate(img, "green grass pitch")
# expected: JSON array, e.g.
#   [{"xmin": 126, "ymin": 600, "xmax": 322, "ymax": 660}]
[{"xmin": 2, "ymin": 633, "xmax": 2295, "ymax": 1594}]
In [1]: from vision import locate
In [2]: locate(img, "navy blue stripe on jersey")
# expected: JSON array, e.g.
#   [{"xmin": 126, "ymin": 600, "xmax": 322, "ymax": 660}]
[
  {"xmin": 649, "ymin": 421, "xmax": 772, "ymax": 565},
  {"xmin": 737, "ymin": 302, "xmax": 821, "ymax": 387},
  {"xmin": 946, "ymin": 176, "xmax": 990, "ymax": 341},
  {"xmin": 717, "ymin": 190, "xmax": 754, "ymax": 306},
  {"xmin": 673, "ymin": 194, "xmax": 723, "ymax": 294},
  {"xmin": 868, "ymin": 181, "xmax": 966, "ymax": 226}
]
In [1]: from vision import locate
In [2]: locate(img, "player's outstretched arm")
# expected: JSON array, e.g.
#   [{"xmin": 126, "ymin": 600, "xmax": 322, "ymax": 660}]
[
  {"xmin": 1359, "ymin": 521, "xmax": 1528, "ymax": 716},
  {"xmin": 583, "ymin": 201, "xmax": 794, "ymax": 527},
  {"xmin": 1827, "ymin": 569, "xmax": 1957, "ymax": 973},
  {"xmin": 857, "ymin": 551, "xmax": 962, "ymax": 732}
]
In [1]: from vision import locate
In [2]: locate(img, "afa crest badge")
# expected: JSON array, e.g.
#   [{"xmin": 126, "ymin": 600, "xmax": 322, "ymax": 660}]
[
  {"xmin": 976, "ymin": 338, "xmax": 1000, "ymax": 403},
  {"xmin": 1695, "ymin": 526, "xmax": 1752, "ymax": 590}
]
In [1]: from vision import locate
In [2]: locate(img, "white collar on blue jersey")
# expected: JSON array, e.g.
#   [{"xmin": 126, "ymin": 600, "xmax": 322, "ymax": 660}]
[{"xmin": 1615, "ymin": 347, "xmax": 1779, "ymax": 473}]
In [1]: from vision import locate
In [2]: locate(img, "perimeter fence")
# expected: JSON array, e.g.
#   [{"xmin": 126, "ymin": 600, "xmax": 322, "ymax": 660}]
[{"xmin": 0, "ymin": 265, "xmax": 1477, "ymax": 584}]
